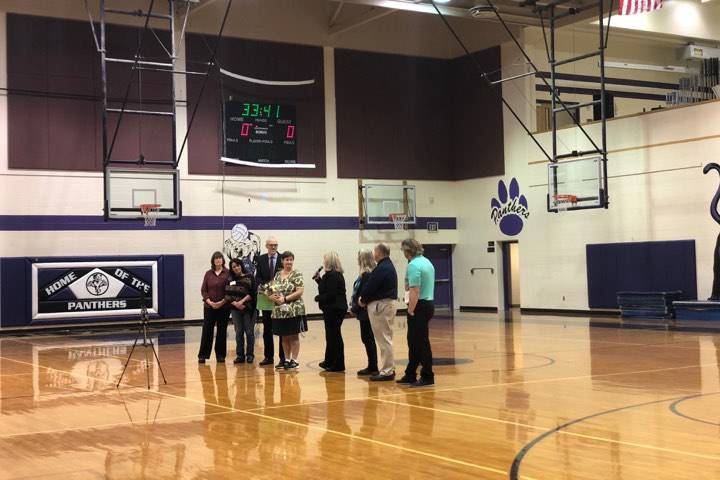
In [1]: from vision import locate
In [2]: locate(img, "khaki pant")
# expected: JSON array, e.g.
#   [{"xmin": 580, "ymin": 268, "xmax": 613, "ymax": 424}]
[{"xmin": 367, "ymin": 298, "xmax": 397, "ymax": 376}]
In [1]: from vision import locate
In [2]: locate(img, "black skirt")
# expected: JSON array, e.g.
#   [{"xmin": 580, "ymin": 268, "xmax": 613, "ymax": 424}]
[{"xmin": 272, "ymin": 316, "xmax": 306, "ymax": 336}]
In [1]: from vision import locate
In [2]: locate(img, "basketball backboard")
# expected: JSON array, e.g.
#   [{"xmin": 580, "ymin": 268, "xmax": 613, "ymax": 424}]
[
  {"xmin": 547, "ymin": 156, "xmax": 607, "ymax": 212},
  {"xmin": 105, "ymin": 167, "xmax": 181, "ymax": 220},
  {"xmin": 360, "ymin": 183, "xmax": 417, "ymax": 226}
]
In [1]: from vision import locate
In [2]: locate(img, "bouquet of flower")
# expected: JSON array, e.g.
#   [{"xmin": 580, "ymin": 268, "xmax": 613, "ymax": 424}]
[
  {"xmin": 257, "ymin": 282, "xmax": 277, "ymax": 297},
  {"xmin": 258, "ymin": 282, "xmax": 290, "ymax": 311}
]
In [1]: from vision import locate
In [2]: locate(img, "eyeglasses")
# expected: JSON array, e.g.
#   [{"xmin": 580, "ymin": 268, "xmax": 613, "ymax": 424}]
[{"xmin": 266, "ymin": 244, "xmax": 278, "ymax": 247}]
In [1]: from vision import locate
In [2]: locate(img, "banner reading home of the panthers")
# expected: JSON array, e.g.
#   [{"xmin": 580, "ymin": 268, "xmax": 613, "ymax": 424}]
[{"xmin": 31, "ymin": 261, "xmax": 157, "ymax": 320}]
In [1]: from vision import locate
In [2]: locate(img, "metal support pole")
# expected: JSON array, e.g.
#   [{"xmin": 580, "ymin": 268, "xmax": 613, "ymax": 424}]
[
  {"xmin": 100, "ymin": 0, "xmax": 109, "ymax": 220},
  {"xmin": 169, "ymin": 0, "xmax": 179, "ymax": 169},
  {"xmin": 599, "ymin": 0, "xmax": 609, "ymax": 208}
]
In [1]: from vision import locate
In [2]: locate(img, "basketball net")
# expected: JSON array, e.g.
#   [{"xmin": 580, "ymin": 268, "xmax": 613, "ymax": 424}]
[
  {"xmin": 389, "ymin": 213, "xmax": 408, "ymax": 230},
  {"xmin": 140, "ymin": 204, "xmax": 161, "ymax": 227}
]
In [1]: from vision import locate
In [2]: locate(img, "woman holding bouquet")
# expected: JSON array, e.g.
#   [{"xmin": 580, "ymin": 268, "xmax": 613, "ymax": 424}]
[{"xmin": 269, "ymin": 251, "xmax": 306, "ymax": 370}]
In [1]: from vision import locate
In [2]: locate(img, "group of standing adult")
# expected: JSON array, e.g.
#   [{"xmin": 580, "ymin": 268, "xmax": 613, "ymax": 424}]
[{"xmin": 198, "ymin": 236, "xmax": 436, "ymax": 387}]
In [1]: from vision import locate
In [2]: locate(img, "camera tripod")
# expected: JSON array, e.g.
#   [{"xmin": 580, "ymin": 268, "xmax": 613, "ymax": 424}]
[{"xmin": 117, "ymin": 295, "xmax": 168, "ymax": 390}]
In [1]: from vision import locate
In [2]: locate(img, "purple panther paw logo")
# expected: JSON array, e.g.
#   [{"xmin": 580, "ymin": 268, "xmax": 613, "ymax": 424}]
[{"xmin": 491, "ymin": 178, "xmax": 529, "ymax": 236}]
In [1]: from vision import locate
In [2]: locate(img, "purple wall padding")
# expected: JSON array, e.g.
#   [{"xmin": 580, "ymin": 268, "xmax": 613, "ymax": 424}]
[
  {"xmin": 0, "ymin": 255, "xmax": 184, "ymax": 327},
  {"xmin": 586, "ymin": 240, "xmax": 698, "ymax": 309}
]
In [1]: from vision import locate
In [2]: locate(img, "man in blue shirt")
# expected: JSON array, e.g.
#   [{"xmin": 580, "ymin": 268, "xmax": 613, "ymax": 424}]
[
  {"xmin": 359, "ymin": 243, "xmax": 398, "ymax": 381},
  {"xmin": 397, "ymin": 238, "xmax": 436, "ymax": 387}
]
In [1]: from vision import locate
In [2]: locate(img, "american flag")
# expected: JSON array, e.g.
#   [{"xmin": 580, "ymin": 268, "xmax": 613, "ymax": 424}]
[{"xmin": 618, "ymin": 0, "xmax": 662, "ymax": 15}]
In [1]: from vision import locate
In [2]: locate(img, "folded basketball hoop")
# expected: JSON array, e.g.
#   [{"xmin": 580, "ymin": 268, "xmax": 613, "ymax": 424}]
[
  {"xmin": 139, "ymin": 203, "xmax": 161, "ymax": 227},
  {"xmin": 389, "ymin": 213, "xmax": 408, "ymax": 230}
]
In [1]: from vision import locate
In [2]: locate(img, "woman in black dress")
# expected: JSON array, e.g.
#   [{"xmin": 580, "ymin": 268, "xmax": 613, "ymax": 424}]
[{"xmin": 314, "ymin": 251, "xmax": 348, "ymax": 372}]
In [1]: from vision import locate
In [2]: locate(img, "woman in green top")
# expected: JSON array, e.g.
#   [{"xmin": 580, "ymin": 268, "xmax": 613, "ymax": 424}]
[{"xmin": 270, "ymin": 251, "xmax": 306, "ymax": 370}]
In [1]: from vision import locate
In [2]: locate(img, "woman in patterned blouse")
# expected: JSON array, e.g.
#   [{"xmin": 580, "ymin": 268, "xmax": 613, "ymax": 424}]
[{"xmin": 270, "ymin": 251, "xmax": 305, "ymax": 370}]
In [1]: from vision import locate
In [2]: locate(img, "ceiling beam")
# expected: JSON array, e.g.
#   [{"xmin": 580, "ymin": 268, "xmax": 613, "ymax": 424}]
[
  {"xmin": 329, "ymin": 6, "xmax": 398, "ymax": 35},
  {"xmin": 329, "ymin": 1, "xmax": 345, "ymax": 26}
]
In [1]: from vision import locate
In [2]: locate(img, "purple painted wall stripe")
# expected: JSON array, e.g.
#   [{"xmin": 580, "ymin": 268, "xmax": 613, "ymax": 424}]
[{"xmin": 0, "ymin": 215, "xmax": 456, "ymax": 231}]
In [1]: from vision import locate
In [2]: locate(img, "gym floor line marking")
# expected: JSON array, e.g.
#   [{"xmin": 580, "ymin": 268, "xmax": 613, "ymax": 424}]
[
  {"xmin": 0, "ymin": 356, "xmax": 528, "ymax": 479},
  {"xmin": 250, "ymin": 361, "xmax": 720, "ymax": 412},
  {"xmin": 371, "ymin": 398, "xmax": 720, "ymax": 462},
  {"xmin": 668, "ymin": 392, "xmax": 720, "ymax": 427}
]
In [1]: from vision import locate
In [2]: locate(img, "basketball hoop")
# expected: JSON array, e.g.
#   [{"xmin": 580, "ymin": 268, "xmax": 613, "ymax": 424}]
[
  {"xmin": 139, "ymin": 203, "xmax": 161, "ymax": 227},
  {"xmin": 389, "ymin": 213, "xmax": 408, "ymax": 230},
  {"xmin": 553, "ymin": 194, "xmax": 577, "ymax": 212}
]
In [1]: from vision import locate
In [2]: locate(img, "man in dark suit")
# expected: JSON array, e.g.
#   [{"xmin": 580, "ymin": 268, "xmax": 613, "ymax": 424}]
[{"xmin": 255, "ymin": 236, "xmax": 285, "ymax": 367}]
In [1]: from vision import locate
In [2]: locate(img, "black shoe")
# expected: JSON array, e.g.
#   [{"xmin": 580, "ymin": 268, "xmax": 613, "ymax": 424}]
[
  {"xmin": 410, "ymin": 378, "xmax": 435, "ymax": 388},
  {"xmin": 357, "ymin": 367, "xmax": 379, "ymax": 376},
  {"xmin": 246, "ymin": 355, "xmax": 255, "ymax": 363},
  {"xmin": 396, "ymin": 375, "xmax": 416, "ymax": 385},
  {"xmin": 325, "ymin": 367, "xmax": 345, "ymax": 373},
  {"xmin": 233, "ymin": 356, "xmax": 245, "ymax": 364},
  {"xmin": 259, "ymin": 358, "xmax": 274, "ymax": 366},
  {"xmin": 198, "ymin": 358, "xmax": 206, "ymax": 364},
  {"xmin": 284, "ymin": 360, "xmax": 299, "ymax": 371},
  {"xmin": 319, "ymin": 361, "xmax": 328, "ymax": 370},
  {"xmin": 217, "ymin": 357, "xmax": 226, "ymax": 363},
  {"xmin": 370, "ymin": 372, "xmax": 395, "ymax": 382},
  {"xmin": 275, "ymin": 360, "xmax": 286, "ymax": 370}
]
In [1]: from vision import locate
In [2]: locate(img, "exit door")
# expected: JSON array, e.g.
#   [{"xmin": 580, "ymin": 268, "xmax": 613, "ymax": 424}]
[{"xmin": 423, "ymin": 244, "xmax": 453, "ymax": 312}]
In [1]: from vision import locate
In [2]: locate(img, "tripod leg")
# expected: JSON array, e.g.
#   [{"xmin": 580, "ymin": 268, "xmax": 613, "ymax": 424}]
[
  {"xmin": 147, "ymin": 336, "xmax": 168, "ymax": 385},
  {"xmin": 117, "ymin": 326, "xmax": 143, "ymax": 388},
  {"xmin": 142, "ymin": 322, "xmax": 151, "ymax": 390}
]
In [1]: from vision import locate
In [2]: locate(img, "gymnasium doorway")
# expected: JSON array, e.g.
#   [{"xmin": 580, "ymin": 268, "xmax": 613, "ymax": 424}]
[
  {"xmin": 501, "ymin": 241, "xmax": 521, "ymax": 309},
  {"xmin": 423, "ymin": 244, "xmax": 454, "ymax": 314}
]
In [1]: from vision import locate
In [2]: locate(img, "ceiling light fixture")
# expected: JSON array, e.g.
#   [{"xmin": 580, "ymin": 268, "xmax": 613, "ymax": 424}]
[{"xmin": 469, "ymin": 5, "xmax": 496, "ymax": 18}]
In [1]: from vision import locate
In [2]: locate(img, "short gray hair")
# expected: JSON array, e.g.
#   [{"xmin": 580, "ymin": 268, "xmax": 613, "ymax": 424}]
[
  {"xmin": 323, "ymin": 251, "xmax": 344, "ymax": 273},
  {"xmin": 374, "ymin": 243, "xmax": 390, "ymax": 257},
  {"xmin": 401, "ymin": 238, "xmax": 424, "ymax": 257},
  {"xmin": 357, "ymin": 249, "xmax": 376, "ymax": 274}
]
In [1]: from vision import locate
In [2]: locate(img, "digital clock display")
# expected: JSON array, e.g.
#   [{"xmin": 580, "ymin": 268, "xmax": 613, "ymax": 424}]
[{"xmin": 223, "ymin": 101, "xmax": 297, "ymax": 165}]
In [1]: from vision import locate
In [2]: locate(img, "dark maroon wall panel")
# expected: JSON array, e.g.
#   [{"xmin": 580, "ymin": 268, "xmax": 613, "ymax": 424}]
[
  {"xmin": 335, "ymin": 50, "xmax": 452, "ymax": 180},
  {"xmin": 451, "ymin": 48, "xmax": 504, "ymax": 179},
  {"xmin": 8, "ymin": 14, "xmax": 173, "ymax": 171},
  {"xmin": 335, "ymin": 47, "xmax": 504, "ymax": 180},
  {"xmin": 186, "ymin": 34, "xmax": 325, "ymax": 177}
]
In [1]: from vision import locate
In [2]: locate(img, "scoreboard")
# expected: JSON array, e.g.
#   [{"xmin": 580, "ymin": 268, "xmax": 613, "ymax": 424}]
[{"xmin": 223, "ymin": 101, "xmax": 297, "ymax": 165}]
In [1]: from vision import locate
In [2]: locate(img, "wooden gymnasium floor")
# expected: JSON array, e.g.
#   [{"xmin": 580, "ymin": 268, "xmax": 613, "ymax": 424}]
[{"xmin": 1, "ymin": 311, "xmax": 719, "ymax": 479}]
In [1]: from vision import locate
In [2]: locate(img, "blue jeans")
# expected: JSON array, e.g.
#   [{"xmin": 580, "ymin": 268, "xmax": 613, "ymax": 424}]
[{"xmin": 232, "ymin": 309, "xmax": 255, "ymax": 358}]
